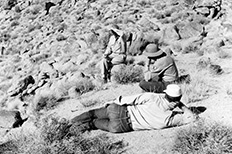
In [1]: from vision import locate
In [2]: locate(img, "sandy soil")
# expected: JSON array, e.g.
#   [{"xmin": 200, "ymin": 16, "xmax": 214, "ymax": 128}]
[{"xmin": 52, "ymin": 52, "xmax": 232, "ymax": 154}]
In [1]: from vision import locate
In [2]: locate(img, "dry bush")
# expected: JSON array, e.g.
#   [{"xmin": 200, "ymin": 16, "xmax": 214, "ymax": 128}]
[
  {"xmin": 34, "ymin": 93, "xmax": 60, "ymax": 112},
  {"xmin": 80, "ymin": 98, "xmax": 101, "ymax": 108},
  {"xmin": 30, "ymin": 4, "xmax": 43, "ymax": 15},
  {"xmin": 74, "ymin": 78, "xmax": 95, "ymax": 94},
  {"xmin": 183, "ymin": 0, "xmax": 197, "ymax": 6},
  {"xmin": 172, "ymin": 119, "xmax": 232, "ymax": 154},
  {"xmin": 0, "ymin": 117, "xmax": 128, "ymax": 154},
  {"xmin": 136, "ymin": 0, "xmax": 152, "ymax": 7},
  {"xmin": 112, "ymin": 65, "xmax": 144, "ymax": 84},
  {"xmin": 180, "ymin": 70, "xmax": 216, "ymax": 103},
  {"xmin": 182, "ymin": 43, "xmax": 200, "ymax": 54},
  {"xmin": 218, "ymin": 50, "xmax": 231, "ymax": 59}
]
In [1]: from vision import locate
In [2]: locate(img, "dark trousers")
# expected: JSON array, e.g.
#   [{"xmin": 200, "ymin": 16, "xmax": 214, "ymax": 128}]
[
  {"xmin": 139, "ymin": 80, "xmax": 167, "ymax": 93},
  {"xmin": 71, "ymin": 103, "xmax": 133, "ymax": 133}
]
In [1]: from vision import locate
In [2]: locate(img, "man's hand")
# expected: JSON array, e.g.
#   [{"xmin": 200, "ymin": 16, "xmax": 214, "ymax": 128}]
[
  {"xmin": 144, "ymin": 71, "xmax": 152, "ymax": 81},
  {"xmin": 179, "ymin": 102, "xmax": 199, "ymax": 124},
  {"xmin": 103, "ymin": 100, "xmax": 115, "ymax": 108}
]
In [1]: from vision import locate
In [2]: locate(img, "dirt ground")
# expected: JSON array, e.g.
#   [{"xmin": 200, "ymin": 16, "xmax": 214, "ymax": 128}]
[{"xmin": 52, "ymin": 52, "xmax": 232, "ymax": 154}]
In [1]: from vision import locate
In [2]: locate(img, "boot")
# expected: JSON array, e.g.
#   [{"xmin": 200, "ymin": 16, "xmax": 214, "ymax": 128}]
[{"xmin": 107, "ymin": 73, "xmax": 111, "ymax": 82}]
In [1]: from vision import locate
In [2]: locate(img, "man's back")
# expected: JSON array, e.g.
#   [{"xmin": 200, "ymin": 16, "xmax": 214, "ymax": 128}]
[
  {"xmin": 125, "ymin": 93, "xmax": 178, "ymax": 130},
  {"xmin": 150, "ymin": 56, "xmax": 179, "ymax": 82}
]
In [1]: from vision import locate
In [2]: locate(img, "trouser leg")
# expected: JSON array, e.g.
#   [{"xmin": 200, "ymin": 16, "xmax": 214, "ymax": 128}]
[
  {"xmin": 71, "ymin": 107, "xmax": 107, "ymax": 124},
  {"xmin": 101, "ymin": 58, "xmax": 112, "ymax": 81},
  {"xmin": 139, "ymin": 80, "xmax": 165, "ymax": 93},
  {"xmin": 94, "ymin": 103, "xmax": 133, "ymax": 133},
  {"xmin": 70, "ymin": 107, "xmax": 108, "ymax": 132}
]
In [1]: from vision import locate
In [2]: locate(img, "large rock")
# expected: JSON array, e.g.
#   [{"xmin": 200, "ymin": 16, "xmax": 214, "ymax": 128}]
[
  {"xmin": 7, "ymin": 75, "xmax": 35, "ymax": 97},
  {"xmin": 177, "ymin": 21, "xmax": 204, "ymax": 39},
  {"xmin": 128, "ymin": 31, "xmax": 148, "ymax": 56},
  {"xmin": 161, "ymin": 24, "xmax": 180, "ymax": 44},
  {"xmin": 0, "ymin": 110, "xmax": 23, "ymax": 128}
]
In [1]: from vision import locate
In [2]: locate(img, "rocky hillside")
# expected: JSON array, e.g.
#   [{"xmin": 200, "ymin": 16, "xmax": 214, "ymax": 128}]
[{"xmin": 1, "ymin": 0, "xmax": 232, "ymax": 152}]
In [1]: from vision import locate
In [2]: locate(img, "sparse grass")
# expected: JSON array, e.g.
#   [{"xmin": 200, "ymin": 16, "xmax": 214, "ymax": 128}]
[
  {"xmin": 218, "ymin": 50, "xmax": 231, "ymax": 59},
  {"xmin": 112, "ymin": 65, "xmax": 143, "ymax": 84},
  {"xmin": 74, "ymin": 78, "xmax": 95, "ymax": 94},
  {"xmin": 0, "ymin": 116, "xmax": 128, "ymax": 154},
  {"xmin": 80, "ymin": 98, "xmax": 101, "ymax": 108},
  {"xmin": 34, "ymin": 93, "xmax": 60, "ymax": 112},
  {"xmin": 182, "ymin": 43, "xmax": 199, "ymax": 54},
  {"xmin": 180, "ymin": 70, "xmax": 216, "ymax": 103},
  {"xmin": 172, "ymin": 119, "xmax": 232, "ymax": 154},
  {"xmin": 137, "ymin": 0, "xmax": 152, "ymax": 7}
]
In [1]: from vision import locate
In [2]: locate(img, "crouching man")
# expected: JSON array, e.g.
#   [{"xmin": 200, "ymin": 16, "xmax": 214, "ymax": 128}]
[{"xmin": 70, "ymin": 84, "xmax": 198, "ymax": 133}]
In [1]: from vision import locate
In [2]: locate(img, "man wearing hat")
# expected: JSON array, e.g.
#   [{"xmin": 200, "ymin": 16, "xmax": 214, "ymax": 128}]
[
  {"xmin": 101, "ymin": 25, "xmax": 127, "ymax": 83},
  {"xmin": 70, "ymin": 84, "xmax": 198, "ymax": 133},
  {"xmin": 139, "ymin": 43, "xmax": 179, "ymax": 92}
]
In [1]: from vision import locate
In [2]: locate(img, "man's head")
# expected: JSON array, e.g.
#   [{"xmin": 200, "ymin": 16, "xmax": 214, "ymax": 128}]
[
  {"xmin": 108, "ymin": 24, "xmax": 123, "ymax": 37},
  {"xmin": 143, "ymin": 43, "xmax": 166, "ymax": 60},
  {"xmin": 164, "ymin": 84, "xmax": 182, "ymax": 102}
]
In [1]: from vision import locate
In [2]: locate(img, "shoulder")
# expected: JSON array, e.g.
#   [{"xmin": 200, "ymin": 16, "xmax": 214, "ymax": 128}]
[
  {"xmin": 161, "ymin": 56, "xmax": 175, "ymax": 63},
  {"xmin": 108, "ymin": 36, "xmax": 116, "ymax": 43},
  {"xmin": 142, "ymin": 93, "xmax": 165, "ymax": 99},
  {"xmin": 155, "ymin": 56, "xmax": 173, "ymax": 65}
]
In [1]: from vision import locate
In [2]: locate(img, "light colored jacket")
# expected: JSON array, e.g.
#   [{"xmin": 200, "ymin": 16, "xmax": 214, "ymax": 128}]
[
  {"xmin": 111, "ymin": 93, "xmax": 195, "ymax": 130},
  {"xmin": 145, "ymin": 56, "xmax": 178, "ymax": 82},
  {"xmin": 104, "ymin": 34, "xmax": 127, "ymax": 57}
]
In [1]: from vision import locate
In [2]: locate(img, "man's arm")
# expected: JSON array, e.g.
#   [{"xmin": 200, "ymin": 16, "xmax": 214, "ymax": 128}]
[
  {"xmin": 103, "ymin": 36, "xmax": 114, "ymax": 57},
  {"xmin": 104, "ymin": 93, "xmax": 151, "ymax": 107},
  {"xmin": 167, "ymin": 102, "xmax": 199, "ymax": 127},
  {"xmin": 178, "ymin": 102, "xmax": 199, "ymax": 124},
  {"xmin": 120, "ymin": 35, "xmax": 126, "ymax": 54}
]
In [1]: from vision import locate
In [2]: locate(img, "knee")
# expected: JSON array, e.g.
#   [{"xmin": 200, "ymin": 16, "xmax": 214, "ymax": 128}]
[
  {"xmin": 139, "ymin": 80, "xmax": 146, "ymax": 88},
  {"xmin": 108, "ymin": 125, "xmax": 120, "ymax": 133}
]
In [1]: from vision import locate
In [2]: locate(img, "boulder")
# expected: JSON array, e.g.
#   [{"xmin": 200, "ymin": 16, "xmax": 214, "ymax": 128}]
[
  {"xmin": 7, "ymin": 75, "xmax": 35, "ymax": 97},
  {"xmin": 177, "ymin": 21, "xmax": 204, "ymax": 39},
  {"xmin": 161, "ymin": 24, "xmax": 180, "ymax": 44},
  {"xmin": 137, "ymin": 17, "xmax": 160, "ymax": 32},
  {"xmin": 0, "ymin": 110, "xmax": 24, "ymax": 128},
  {"xmin": 128, "ymin": 31, "xmax": 148, "ymax": 56}
]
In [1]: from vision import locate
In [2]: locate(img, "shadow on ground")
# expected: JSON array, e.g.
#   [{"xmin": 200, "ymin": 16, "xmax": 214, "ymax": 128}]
[{"xmin": 189, "ymin": 106, "xmax": 207, "ymax": 114}]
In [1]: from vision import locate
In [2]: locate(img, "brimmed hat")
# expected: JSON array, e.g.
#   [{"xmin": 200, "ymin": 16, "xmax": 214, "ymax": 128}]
[
  {"xmin": 163, "ymin": 84, "xmax": 182, "ymax": 97},
  {"xmin": 143, "ymin": 43, "xmax": 164, "ymax": 58},
  {"xmin": 106, "ymin": 25, "xmax": 123, "ymax": 36}
]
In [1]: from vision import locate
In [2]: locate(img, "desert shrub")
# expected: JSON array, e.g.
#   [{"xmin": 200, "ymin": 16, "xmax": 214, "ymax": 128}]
[
  {"xmin": 196, "ymin": 57, "xmax": 211, "ymax": 69},
  {"xmin": 209, "ymin": 64, "xmax": 224, "ymax": 75},
  {"xmin": 34, "ymin": 94, "xmax": 60, "ymax": 112},
  {"xmin": 196, "ymin": 49, "xmax": 204, "ymax": 56},
  {"xmin": 74, "ymin": 78, "xmax": 95, "ymax": 94},
  {"xmin": 27, "ymin": 24, "xmax": 36, "ymax": 33},
  {"xmin": 182, "ymin": 43, "xmax": 199, "ymax": 54},
  {"xmin": 10, "ymin": 20, "xmax": 19, "ymax": 27},
  {"xmin": 0, "ymin": 117, "xmax": 128, "ymax": 154},
  {"xmin": 181, "ymin": 70, "xmax": 216, "ymax": 103},
  {"xmin": 112, "ymin": 65, "xmax": 143, "ymax": 84},
  {"xmin": 80, "ymin": 98, "xmax": 101, "ymax": 108},
  {"xmin": 218, "ymin": 50, "xmax": 231, "ymax": 59},
  {"xmin": 56, "ymin": 34, "xmax": 67, "ymax": 41},
  {"xmin": 153, "ymin": 11, "xmax": 165, "ymax": 19},
  {"xmin": 137, "ymin": 0, "xmax": 151, "ymax": 7},
  {"xmin": 30, "ymin": 4, "xmax": 42, "ymax": 15},
  {"xmin": 183, "ymin": 0, "xmax": 196, "ymax": 6},
  {"xmin": 172, "ymin": 120, "xmax": 232, "ymax": 154},
  {"xmin": 125, "ymin": 56, "xmax": 135, "ymax": 65}
]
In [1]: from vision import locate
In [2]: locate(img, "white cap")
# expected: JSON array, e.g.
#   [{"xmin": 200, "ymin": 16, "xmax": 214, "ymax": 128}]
[{"xmin": 163, "ymin": 84, "xmax": 182, "ymax": 97}]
